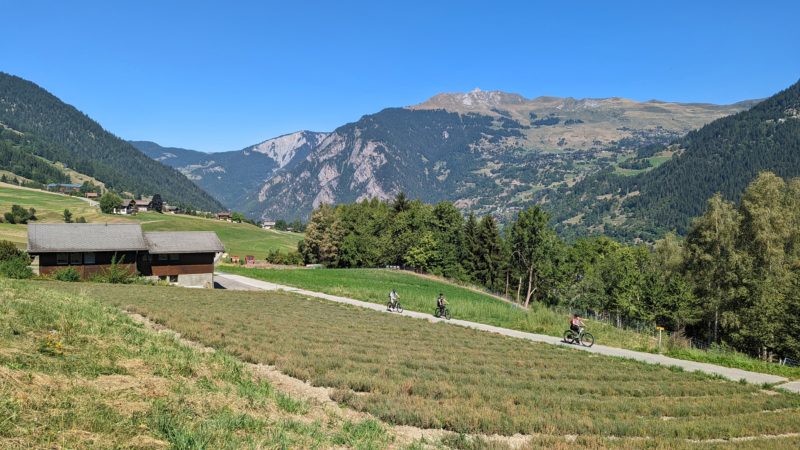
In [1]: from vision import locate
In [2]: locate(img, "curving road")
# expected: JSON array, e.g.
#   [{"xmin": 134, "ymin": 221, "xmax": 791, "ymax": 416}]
[{"xmin": 215, "ymin": 272, "xmax": 799, "ymax": 392}]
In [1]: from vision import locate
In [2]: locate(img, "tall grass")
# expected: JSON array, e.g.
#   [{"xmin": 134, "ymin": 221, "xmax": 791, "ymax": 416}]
[{"xmin": 51, "ymin": 281, "xmax": 800, "ymax": 441}]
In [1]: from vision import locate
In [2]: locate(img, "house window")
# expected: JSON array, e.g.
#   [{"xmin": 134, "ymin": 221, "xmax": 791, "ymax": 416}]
[
  {"xmin": 70, "ymin": 253, "xmax": 82, "ymax": 265},
  {"xmin": 169, "ymin": 275, "xmax": 178, "ymax": 283},
  {"xmin": 84, "ymin": 252, "xmax": 96, "ymax": 264},
  {"xmin": 158, "ymin": 254, "xmax": 168, "ymax": 261},
  {"xmin": 169, "ymin": 253, "xmax": 179, "ymax": 261},
  {"xmin": 56, "ymin": 253, "xmax": 68, "ymax": 265}
]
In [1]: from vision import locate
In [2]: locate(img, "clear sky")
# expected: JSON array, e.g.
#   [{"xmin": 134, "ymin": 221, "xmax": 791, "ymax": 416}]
[{"xmin": 1, "ymin": 0, "xmax": 798, "ymax": 152}]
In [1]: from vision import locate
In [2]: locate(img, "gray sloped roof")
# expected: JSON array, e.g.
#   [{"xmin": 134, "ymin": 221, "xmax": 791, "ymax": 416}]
[
  {"xmin": 143, "ymin": 231, "xmax": 224, "ymax": 254},
  {"xmin": 27, "ymin": 223, "xmax": 147, "ymax": 253}
]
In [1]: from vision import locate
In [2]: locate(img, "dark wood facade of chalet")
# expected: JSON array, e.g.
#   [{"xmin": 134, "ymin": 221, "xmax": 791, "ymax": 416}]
[
  {"xmin": 36, "ymin": 250, "xmax": 139, "ymax": 278},
  {"xmin": 138, "ymin": 251, "xmax": 216, "ymax": 278},
  {"xmin": 28, "ymin": 224, "xmax": 224, "ymax": 287}
]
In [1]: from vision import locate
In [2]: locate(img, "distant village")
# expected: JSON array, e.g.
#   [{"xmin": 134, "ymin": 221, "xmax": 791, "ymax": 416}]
[{"xmin": 43, "ymin": 181, "xmax": 302, "ymax": 231}]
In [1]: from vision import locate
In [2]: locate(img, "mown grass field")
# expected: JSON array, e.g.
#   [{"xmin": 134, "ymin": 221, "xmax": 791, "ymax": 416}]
[
  {"xmin": 131, "ymin": 212, "xmax": 302, "ymax": 256},
  {"xmin": 0, "ymin": 279, "xmax": 392, "ymax": 449},
  {"xmin": 0, "ymin": 183, "xmax": 109, "ymax": 222},
  {"xmin": 46, "ymin": 281, "xmax": 800, "ymax": 448},
  {"xmin": 0, "ymin": 184, "xmax": 302, "ymax": 256},
  {"xmin": 223, "ymin": 267, "xmax": 653, "ymax": 351}
]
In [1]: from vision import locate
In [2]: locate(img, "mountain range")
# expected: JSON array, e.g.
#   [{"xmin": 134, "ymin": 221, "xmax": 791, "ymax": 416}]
[{"xmin": 134, "ymin": 89, "xmax": 755, "ymax": 224}]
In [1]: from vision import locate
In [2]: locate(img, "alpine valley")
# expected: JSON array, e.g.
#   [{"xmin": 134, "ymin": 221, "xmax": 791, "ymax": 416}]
[{"xmin": 135, "ymin": 89, "xmax": 758, "ymax": 236}]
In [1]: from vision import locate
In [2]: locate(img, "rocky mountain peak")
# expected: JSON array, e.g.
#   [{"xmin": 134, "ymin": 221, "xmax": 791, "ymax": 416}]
[{"xmin": 248, "ymin": 131, "xmax": 329, "ymax": 168}]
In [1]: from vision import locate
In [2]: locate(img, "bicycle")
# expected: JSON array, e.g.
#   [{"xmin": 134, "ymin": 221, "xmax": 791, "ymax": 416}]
[
  {"xmin": 433, "ymin": 305, "xmax": 451, "ymax": 320},
  {"xmin": 386, "ymin": 300, "xmax": 403, "ymax": 313},
  {"xmin": 563, "ymin": 328, "xmax": 594, "ymax": 347}
]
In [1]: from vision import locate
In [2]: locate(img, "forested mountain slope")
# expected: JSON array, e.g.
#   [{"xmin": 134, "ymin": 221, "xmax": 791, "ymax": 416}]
[
  {"xmin": 135, "ymin": 88, "xmax": 749, "ymax": 221},
  {"xmin": 0, "ymin": 72, "xmax": 223, "ymax": 211},
  {"xmin": 253, "ymin": 95, "xmax": 750, "ymax": 221},
  {"xmin": 550, "ymin": 79, "xmax": 800, "ymax": 240}
]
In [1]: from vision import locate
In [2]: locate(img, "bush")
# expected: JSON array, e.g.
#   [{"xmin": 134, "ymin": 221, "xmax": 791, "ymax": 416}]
[
  {"xmin": 99, "ymin": 192, "xmax": 122, "ymax": 214},
  {"xmin": 0, "ymin": 255, "xmax": 32, "ymax": 279},
  {"xmin": 53, "ymin": 267, "xmax": 81, "ymax": 282},
  {"xmin": 0, "ymin": 240, "xmax": 23, "ymax": 261},
  {"xmin": 91, "ymin": 254, "xmax": 134, "ymax": 284},
  {"xmin": 265, "ymin": 249, "xmax": 304, "ymax": 266},
  {"xmin": 3, "ymin": 205, "xmax": 36, "ymax": 224}
]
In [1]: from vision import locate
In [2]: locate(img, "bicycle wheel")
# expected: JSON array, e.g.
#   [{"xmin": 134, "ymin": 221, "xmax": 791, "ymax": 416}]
[
  {"xmin": 387, "ymin": 302, "xmax": 393, "ymax": 311},
  {"xmin": 396, "ymin": 303, "xmax": 403, "ymax": 313},
  {"xmin": 563, "ymin": 330, "xmax": 576, "ymax": 344},
  {"xmin": 580, "ymin": 332, "xmax": 595, "ymax": 347},
  {"xmin": 444, "ymin": 309, "xmax": 451, "ymax": 320},
  {"xmin": 433, "ymin": 308, "xmax": 441, "ymax": 318}
]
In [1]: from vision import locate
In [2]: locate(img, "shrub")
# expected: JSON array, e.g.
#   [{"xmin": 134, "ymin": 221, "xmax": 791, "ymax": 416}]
[
  {"xmin": 92, "ymin": 254, "xmax": 134, "ymax": 284},
  {"xmin": 0, "ymin": 240, "xmax": 23, "ymax": 261},
  {"xmin": 53, "ymin": 267, "xmax": 81, "ymax": 282},
  {"xmin": 3, "ymin": 205, "xmax": 36, "ymax": 224},
  {"xmin": 0, "ymin": 254, "xmax": 32, "ymax": 279},
  {"xmin": 265, "ymin": 249, "xmax": 304, "ymax": 265},
  {"xmin": 99, "ymin": 192, "xmax": 122, "ymax": 214}
]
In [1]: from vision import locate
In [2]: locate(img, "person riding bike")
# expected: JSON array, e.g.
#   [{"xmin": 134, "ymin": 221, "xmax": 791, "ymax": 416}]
[
  {"xmin": 388, "ymin": 289, "xmax": 399, "ymax": 310},
  {"xmin": 570, "ymin": 313, "xmax": 585, "ymax": 336},
  {"xmin": 436, "ymin": 293, "xmax": 448, "ymax": 314}
]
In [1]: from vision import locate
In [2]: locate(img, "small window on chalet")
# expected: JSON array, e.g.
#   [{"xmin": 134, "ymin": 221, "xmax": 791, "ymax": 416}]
[
  {"xmin": 70, "ymin": 253, "xmax": 82, "ymax": 265},
  {"xmin": 169, "ymin": 253, "xmax": 179, "ymax": 261},
  {"xmin": 56, "ymin": 253, "xmax": 68, "ymax": 265},
  {"xmin": 158, "ymin": 254, "xmax": 168, "ymax": 261},
  {"xmin": 169, "ymin": 275, "xmax": 178, "ymax": 283},
  {"xmin": 84, "ymin": 252, "xmax": 96, "ymax": 264}
]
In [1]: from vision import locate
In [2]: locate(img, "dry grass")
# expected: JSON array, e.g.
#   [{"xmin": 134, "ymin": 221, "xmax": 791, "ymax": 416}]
[
  {"xmin": 46, "ymin": 281, "xmax": 800, "ymax": 445},
  {"xmin": 0, "ymin": 279, "xmax": 392, "ymax": 449}
]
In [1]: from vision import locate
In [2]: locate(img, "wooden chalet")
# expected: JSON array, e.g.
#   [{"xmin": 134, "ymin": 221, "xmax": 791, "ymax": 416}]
[{"xmin": 27, "ymin": 223, "xmax": 224, "ymax": 288}]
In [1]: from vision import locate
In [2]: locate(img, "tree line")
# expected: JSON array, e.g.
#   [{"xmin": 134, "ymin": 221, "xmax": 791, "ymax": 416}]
[{"xmin": 300, "ymin": 172, "xmax": 800, "ymax": 360}]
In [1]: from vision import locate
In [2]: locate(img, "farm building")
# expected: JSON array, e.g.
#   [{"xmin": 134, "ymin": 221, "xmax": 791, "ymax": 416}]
[
  {"xmin": 113, "ymin": 199, "xmax": 135, "ymax": 215},
  {"xmin": 27, "ymin": 223, "xmax": 224, "ymax": 288},
  {"xmin": 134, "ymin": 198, "xmax": 152, "ymax": 212},
  {"xmin": 46, "ymin": 183, "xmax": 82, "ymax": 193}
]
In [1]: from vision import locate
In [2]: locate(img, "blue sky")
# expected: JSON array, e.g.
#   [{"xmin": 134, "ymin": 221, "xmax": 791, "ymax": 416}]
[{"xmin": 1, "ymin": 0, "xmax": 798, "ymax": 152}]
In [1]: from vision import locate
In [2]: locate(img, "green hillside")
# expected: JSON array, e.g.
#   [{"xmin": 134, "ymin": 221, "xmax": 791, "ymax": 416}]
[
  {"xmin": 132, "ymin": 212, "xmax": 301, "ymax": 256},
  {"xmin": 0, "ymin": 184, "xmax": 300, "ymax": 255},
  {"xmin": 0, "ymin": 72, "xmax": 223, "ymax": 211},
  {"xmin": 551, "ymin": 79, "xmax": 800, "ymax": 241}
]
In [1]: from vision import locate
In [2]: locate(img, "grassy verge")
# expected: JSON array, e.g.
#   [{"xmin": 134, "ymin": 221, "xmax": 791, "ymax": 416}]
[
  {"xmin": 0, "ymin": 279, "xmax": 391, "ymax": 449},
  {"xmin": 222, "ymin": 267, "xmax": 654, "ymax": 350},
  {"xmin": 664, "ymin": 346, "xmax": 800, "ymax": 379},
  {"xmin": 47, "ymin": 281, "xmax": 800, "ymax": 444}
]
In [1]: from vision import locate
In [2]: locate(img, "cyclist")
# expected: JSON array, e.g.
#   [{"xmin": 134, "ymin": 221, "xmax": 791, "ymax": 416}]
[
  {"xmin": 436, "ymin": 293, "xmax": 448, "ymax": 315},
  {"xmin": 388, "ymin": 289, "xmax": 399, "ymax": 310},
  {"xmin": 570, "ymin": 313, "xmax": 585, "ymax": 336}
]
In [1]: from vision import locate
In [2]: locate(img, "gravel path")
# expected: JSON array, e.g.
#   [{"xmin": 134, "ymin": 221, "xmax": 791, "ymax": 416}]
[{"xmin": 215, "ymin": 272, "xmax": 798, "ymax": 392}]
